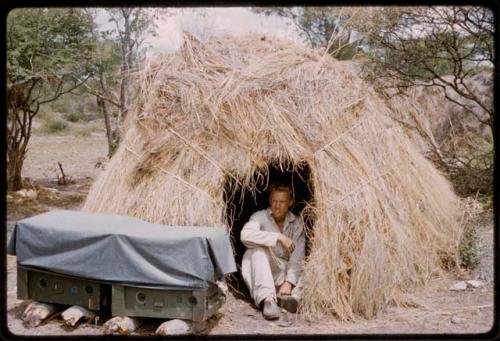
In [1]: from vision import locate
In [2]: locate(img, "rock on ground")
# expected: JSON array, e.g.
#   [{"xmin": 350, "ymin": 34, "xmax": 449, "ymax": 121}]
[
  {"xmin": 103, "ymin": 316, "xmax": 140, "ymax": 335},
  {"xmin": 449, "ymin": 282, "xmax": 467, "ymax": 291},
  {"xmin": 61, "ymin": 305, "xmax": 95, "ymax": 327},
  {"xmin": 22, "ymin": 302, "xmax": 62, "ymax": 328}
]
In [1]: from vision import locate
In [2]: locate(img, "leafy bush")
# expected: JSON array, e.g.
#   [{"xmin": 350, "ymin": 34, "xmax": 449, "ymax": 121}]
[
  {"xmin": 458, "ymin": 222, "xmax": 480, "ymax": 269},
  {"xmin": 75, "ymin": 126, "xmax": 94, "ymax": 137},
  {"xmin": 36, "ymin": 109, "xmax": 50, "ymax": 121},
  {"xmin": 85, "ymin": 97, "xmax": 99, "ymax": 113},
  {"xmin": 41, "ymin": 117, "xmax": 68, "ymax": 134},
  {"xmin": 64, "ymin": 112, "xmax": 95, "ymax": 122},
  {"xmin": 51, "ymin": 97, "xmax": 72, "ymax": 114},
  {"xmin": 52, "ymin": 93, "xmax": 98, "ymax": 117}
]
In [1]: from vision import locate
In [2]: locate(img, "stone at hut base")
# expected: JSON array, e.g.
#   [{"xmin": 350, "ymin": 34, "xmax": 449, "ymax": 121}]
[
  {"xmin": 449, "ymin": 282, "xmax": 467, "ymax": 291},
  {"xmin": 22, "ymin": 302, "xmax": 62, "ymax": 328},
  {"xmin": 155, "ymin": 319, "xmax": 208, "ymax": 335},
  {"xmin": 61, "ymin": 305, "xmax": 95, "ymax": 327},
  {"xmin": 466, "ymin": 280, "xmax": 484, "ymax": 288},
  {"xmin": 103, "ymin": 316, "xmax": 140, "ymax": 335}
]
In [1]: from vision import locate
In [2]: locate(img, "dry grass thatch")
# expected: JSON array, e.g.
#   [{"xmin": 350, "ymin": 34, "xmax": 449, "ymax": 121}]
[{"xmin": 83, "ymin": 33, "xmax": 463, "ymax": 320}]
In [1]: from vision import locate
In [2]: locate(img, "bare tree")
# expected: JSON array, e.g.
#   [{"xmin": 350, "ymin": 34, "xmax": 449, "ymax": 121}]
[
  {"xmin": 253, "ymin": 7, "xmax": 364, "ymax": 60},
  {"xmin": 354, "ymin": 6, "xmax": 494, "ymax": 196},
  {"xmin": 357, "ymin": 6, "xmax": 494, "ymax": 136},
  {"xmin": 82, "ymin": 8, "xmax": 168, "ymax": 157},
  {"xmin": 109, "ymin": 9, "xmax": 167, "ymax": 123}
]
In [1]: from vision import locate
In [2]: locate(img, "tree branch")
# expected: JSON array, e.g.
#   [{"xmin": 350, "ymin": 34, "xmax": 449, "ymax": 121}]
[{"xmin": 38, "ymin": 73, "xmax": 92, "ymax": 105}]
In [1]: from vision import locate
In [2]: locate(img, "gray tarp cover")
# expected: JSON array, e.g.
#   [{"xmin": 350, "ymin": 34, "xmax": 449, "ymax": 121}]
[{"xmin": 7, "ymin": 210, "xmax": 236, "ymax": 290}]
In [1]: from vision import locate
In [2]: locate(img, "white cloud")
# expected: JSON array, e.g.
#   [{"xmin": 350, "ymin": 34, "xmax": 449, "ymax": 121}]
[{"xmin": 148, "ymin": 8, "xmax": 303, "ymax": 54}]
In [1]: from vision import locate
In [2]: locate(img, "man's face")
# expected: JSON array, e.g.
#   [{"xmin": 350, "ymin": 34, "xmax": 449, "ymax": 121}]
[{"xmin": 269, "ymin": 190, "xmax": 292, "ymax": 222}]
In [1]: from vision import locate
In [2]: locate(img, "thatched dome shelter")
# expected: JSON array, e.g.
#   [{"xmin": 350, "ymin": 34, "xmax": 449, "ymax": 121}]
[{"xmin": 84, "ymin": 33, "xmax": 462, "ymax": 320}]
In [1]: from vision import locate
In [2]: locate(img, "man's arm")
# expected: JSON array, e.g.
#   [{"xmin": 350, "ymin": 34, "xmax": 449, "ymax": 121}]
[{"xmin": 240, "ymin": 214, "xmax": 281, "ymax": 249}]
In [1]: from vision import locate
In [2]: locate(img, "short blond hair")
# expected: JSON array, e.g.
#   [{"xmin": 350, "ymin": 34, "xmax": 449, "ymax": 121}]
[{"xmin": 269, "ymin": 182, "xmax": 293, "ymax": 200}]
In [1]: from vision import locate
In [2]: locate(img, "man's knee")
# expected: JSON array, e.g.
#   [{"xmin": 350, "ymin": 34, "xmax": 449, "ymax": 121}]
[{"xmin": 243, "ymin": 247, "xmax": 270, "ymax": 264}]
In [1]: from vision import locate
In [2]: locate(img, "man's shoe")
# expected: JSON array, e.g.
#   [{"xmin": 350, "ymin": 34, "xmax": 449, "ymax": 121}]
[
  {"xmin": 278, "ymin": 295, "xmax": 299, "ymax": 313},
  {"xmin": 262, "ymin": 299, "xmax": 280, "ymax": 320}
]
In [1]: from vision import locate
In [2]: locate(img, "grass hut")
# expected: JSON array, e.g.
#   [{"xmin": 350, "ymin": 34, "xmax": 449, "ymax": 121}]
[{"xmin": 83, "ymin": 33, "xmax": 463, "ymax": 320}]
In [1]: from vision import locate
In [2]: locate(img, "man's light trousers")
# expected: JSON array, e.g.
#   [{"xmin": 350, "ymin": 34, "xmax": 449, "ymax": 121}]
[{"xmin": 241, "ymin": 247, "xmax": 302, "ymax": 306}]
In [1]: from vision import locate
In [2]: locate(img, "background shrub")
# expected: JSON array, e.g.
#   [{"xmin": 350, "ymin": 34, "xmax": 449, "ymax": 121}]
[{"xmin": 40, "ymin": 117, "xmax": 69, "ymax": 134}]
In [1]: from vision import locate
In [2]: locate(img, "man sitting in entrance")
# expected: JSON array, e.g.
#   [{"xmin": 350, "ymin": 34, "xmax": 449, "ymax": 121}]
[{"xmin": 240, "ymin": 182, "xmax": 306, "ymax": 320}]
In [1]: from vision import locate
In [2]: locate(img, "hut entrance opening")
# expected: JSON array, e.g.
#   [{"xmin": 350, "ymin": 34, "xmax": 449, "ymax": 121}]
[{"xmin": 223, "ymin": 161, "xmax": 315, "ymax": 300}]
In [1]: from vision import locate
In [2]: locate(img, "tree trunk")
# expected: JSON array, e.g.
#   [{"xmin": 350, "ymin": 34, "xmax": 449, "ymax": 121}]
[
  {"xmin": 119, "ymin": 70, "xmax": 128, "ymax": 124},
  {"xmin": 7, "ymin": 87, "xmax": 31, "ymax": 192},
  {"xmin": 7, "ymin": 142, "xmax": 26, "ymax": 191},
  {"xmin": 97, "ymin": 96, "xmax": 117, "ymax": 158},
  {"xmin": 97, "ymin": 73, "xmax": 119, "ymax": 157},
  {"xmin": 118, "ymin": 8, "xmax": 132, "ymax": 126}
]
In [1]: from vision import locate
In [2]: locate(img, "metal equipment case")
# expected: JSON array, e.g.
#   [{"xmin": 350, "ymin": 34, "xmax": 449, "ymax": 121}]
[
  {"xmin": 111, "ymin": 283, "xmax": 224, "ymax": 321},
  {"xmin": 17, "ymin": 267, "xmax": 225, "ymax": 321},
  {"xmin": 10, "ymin": 210, "xmax": 236, "ymax": 321},
  {"xmin": 17, "ymin": 267, "xmax": 111, "ymax": 311}
]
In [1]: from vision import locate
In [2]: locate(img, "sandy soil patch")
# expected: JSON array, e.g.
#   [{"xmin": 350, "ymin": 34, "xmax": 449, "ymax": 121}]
[
  {"xmin": 5, "ymin": 133, "xmax": 495, "ymax": 336},
  {"xmin": 5, "ymin": 252, "xmax": 494, "ymax": 335},
  {"xmin": 22, "ymin": 135, "xmax": 108, "ymax": 180}
]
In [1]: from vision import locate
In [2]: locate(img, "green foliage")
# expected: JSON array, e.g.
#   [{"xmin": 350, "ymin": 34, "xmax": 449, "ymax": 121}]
[
  {"xmin": 51, "ymin": 96, "xmax": 72, "ymax": 114},
  {"xmin": 84, "ymin": 8, "xmax": 168, "ymax": 158},
  {"xmin": 253, "ymin": 7, "xmax": 362, "ymax": 60},
  {"xmin": 106, "ymin": 8, "xmax": 164, "ymax": 61},
  {"xmin": 7, "ymin": 8, "xmax": 96, "ymax": 85},
  {"xmin": 295, "ymin": 8, "xmax": 362, "ymax": 60},
  {"xmin": 359, "ymin": 7, "xmax": 494, "ymax": 84},
  {"xmin": 74, "ymin": 101, "xmax": 87, "ymax": 115},
  {"xmin": 458, "ymin": 222, "xmax": 480, "ymax": 269},
  {"xmin": 64, "ymin": 112, "xmax": 94, "ymax": 123},
  {"xmin": 41, "ymin": 117, "xmax": 69, "ymax": 134},
  {"xmin": 355, "ymin": 7, "xmax": 494, "ymax": 199},
  {"xmin": 440, "ymin": 129, "xmax": 493, "ymax": 197},
  {"xmin": 35, "ymin": 109, "xmax": 50, "ymax": 122},
  {"xmin": 85, "ymin": 96, "xmax": 99, "ymax": 113},
  {"xmin": 478, "ymin": 195, "xmax": 493, "ymax": 209},
  {"xmin": 50, "ymin": 91, "xmax": 100, "ymax": 122},
  {"xmin": 6, "ymin": 8, "xmax": 97, "ymax": 190},
  {"xmin": 75, "ymin": 126, "xmax": 94, "ymax": 137},
  {"xmin": 6, "ymin": 8, "xmax": 97, "ymax": 127},
  {"xmin": 448, "ymin": 152, "xmax": 493, "ymax": 198},
  {"xmin": 91, "ymin": 38, "xmax": 122, "ymax": 89},
  {"xmin": 370, "ymin": 29, "xmax": 486, "ymax": 81}
]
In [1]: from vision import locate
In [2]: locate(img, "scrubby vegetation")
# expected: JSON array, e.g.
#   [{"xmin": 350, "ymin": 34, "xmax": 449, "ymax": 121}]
[
  {"xmin": 459, "ymin": 223, "xmax": 481, "ymax": 269},
  {"xmin": 40, "ymin": 117, "xmax": 69, "ymax": 134}
]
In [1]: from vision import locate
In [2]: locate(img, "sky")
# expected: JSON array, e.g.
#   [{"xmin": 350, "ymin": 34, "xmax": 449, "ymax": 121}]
[
  {"xmin": 150, "ymin": 8, "xmax": 303, "ymax": 53},
  {"xmin": 96, "ymin": 8, "xmax": 304, "ymax": 55}
]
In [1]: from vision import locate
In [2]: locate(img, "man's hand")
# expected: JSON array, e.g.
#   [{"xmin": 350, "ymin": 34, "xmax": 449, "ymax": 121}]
[
  {"xmin": 277, "ymin": 234, "xmax": 295, "ymax": 253},
  {"xmin": 277, "ymin": 281, "xmax": 293, "ymax": 296}
]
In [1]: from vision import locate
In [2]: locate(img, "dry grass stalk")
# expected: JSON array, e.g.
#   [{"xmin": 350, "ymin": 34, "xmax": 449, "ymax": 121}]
[{"xmin": 84, "ymin": 33, "xmax": 462, "ymax": 320}]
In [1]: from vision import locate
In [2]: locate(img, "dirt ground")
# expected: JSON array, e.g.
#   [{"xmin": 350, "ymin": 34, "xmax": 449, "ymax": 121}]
[{"xmin": 4, "ymin": 134, "xmax": 496, "ymax": 336}]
